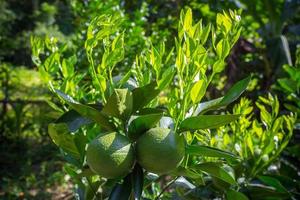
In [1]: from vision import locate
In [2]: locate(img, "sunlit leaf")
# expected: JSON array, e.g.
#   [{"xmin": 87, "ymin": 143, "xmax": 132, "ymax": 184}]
[
  {"xmin": 102, "ymin": 89, "xmax": 133, "ymax": 120},
  {"xmin": 48, "ymin": 123, "xmax": 82, "ymax": 160},
  {"xmin": 184, "ymin": 8, "xmax": 193, "ymax": 31},
  {"xmin": 186, "ymin": 145, "xmax": 239, "ymax": 161},
  {"xmin": 179, "ymin": 114, "xmax": 240, "ymax": 132},
  {"xmin": 213, "ymin": 60, "xmax": 225, "ymax": 73},
  {"xmin": 190, "ymin": 80, "xmax": 206, "ymax": 104},
  {"xmin": 157, "ymin": 67, "xmax": 175, "ymax": 90},
  {"xmin": 194, "ymin": 162, "xmax": 236, "ymax": 185}
]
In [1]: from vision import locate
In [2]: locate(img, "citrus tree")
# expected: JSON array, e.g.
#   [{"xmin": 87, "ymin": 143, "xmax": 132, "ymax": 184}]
[{"xmin": 31, "ymin": 8, "xmax": 295, "ymax": 199}]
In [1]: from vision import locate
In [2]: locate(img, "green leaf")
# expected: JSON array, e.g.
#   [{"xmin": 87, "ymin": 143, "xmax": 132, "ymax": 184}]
[
  {"xmin": 44, "ymin": 52, "xmax": 60, "ymax": 72},
  {"xmin": 213, "ymin": 60, "xmax": 226, "ymax": 74},
  {"xmin": 173, "ymin": 166, "xmax": 203, "ymax": 180},
  {"xmin": 109, "ymin": 174, "xmax": 132, "ymax": 200},
  {"xmin": 97, "ymin": 74, "xmax": 107, "ymax": 93},
  {"xmin": 258, "ymin": 176, "xmax": 289, "ymax": 194},
  {"xmin": 138, "ymin": 108, "xmax": 166, "ymax": 115},
  {"xmin": 216, "ymin": 39, "xmax": 230, "ymax": 59},
  {"xmin": 55, "ymin": 90, "xmax": 115, "ymax": 131},
  {"xmin": 194, "ymin": 76, "xmax": 251, "ymax": 115},
  {"xmin": 201, "ymin": 24, "xmax": 211, "ymax": 44},
  {"xmin": 62, "ymin": 55, "xmax": 76, "ymax": 78},
  {"xmin": 184, "ymin": 8, "xmax": 193, "ymax": 31},
  {"xmin": 132, "ymin": 82, "xmax": 160, "ymax": 112},
  {"xmin": 48, "ymin": 123, "xmax": 81, "ymax": 159},
  {"xmin": 220, "ymin": 76, "xmax": 251, "ymax": 105},
  {"xmin": 226, "ymin": 189, "xmax": 249, "ymax": 200},
  {"xmin": 190, "ymin": 80, "xmax": 206, "ymax": 104},
  {"xmin": 128, "ymin": 113, "xmax": 163, "ymax": 141},
  {"xmin": 102, "ymin": 89, "xmax": 133, "ymax": 120},
  {"xmin": 247, "ymin": 184, "xmax": 289, "ymax": 200},
  {"xmin": 212, "ymin": 177, "xmax": 231, "ymax": 190},
  {"xmin": 216, "ymin": 13, "xmax": 232, "ymax": 33},
  {"xmin": 63, "ymin": 165, "xmax": 85, "ymax": 188},
  {"xmin": 56, "ymin": 109, "xmax": 92, "ymax": 132},
  {"xmin": 186, "ymin": 145, "xmax": 238, "ymax": 161},
  {"xmin": 115, "ymin": 72, "xmax": 137, "ymax": 91},
  {"xmin": 278, "ymin": 78, "xmax": 297, "ymax": 93},
  {"xmin": 194, "ymin": 97, "xmax": 223, "ymax": 115},
  {"xmin": 132, "ymin": 164, "xmax": 144, "ymax": 200},
  {"xmin": 85, "ymin": 178, "xmax": 101, "ymax": 200},
  {"xmin": 194, "ymin": 163, "xmax": 236, "ymax": 185},
  {"xmin": 157, "ymin": 67, "xmax": 175, "ymax": 90},
  {"xmin": 179, "ymin": 114, "xmax": 240, "ymax": 132}
]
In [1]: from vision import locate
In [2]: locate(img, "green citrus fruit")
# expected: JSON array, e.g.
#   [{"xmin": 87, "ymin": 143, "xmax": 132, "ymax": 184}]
[
  {"xmin": 136, "ymin": 127, "xmax": 185, "ymax": 174},
  {"xmin": 86, "ymin": 132, "xmax": 134, "ymax": 179}
]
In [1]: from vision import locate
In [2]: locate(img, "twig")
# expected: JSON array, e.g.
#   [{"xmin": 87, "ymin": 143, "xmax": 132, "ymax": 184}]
[
  {"xmin": 143, "ymin": 175, "xmax": 165, "ymax": 190},
  {"xmin": 155, "ymin": 176, "xmax": 179, "ymax": 200}
]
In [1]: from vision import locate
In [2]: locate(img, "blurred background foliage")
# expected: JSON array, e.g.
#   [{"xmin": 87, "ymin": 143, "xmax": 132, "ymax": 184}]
[{"xmin": 0, "ymin": 0, "xmax": 299, "ymax": 199}]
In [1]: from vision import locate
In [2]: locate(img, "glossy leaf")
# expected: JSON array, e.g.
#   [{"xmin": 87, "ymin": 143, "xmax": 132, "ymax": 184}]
[
  {"xmin": 48, "ymin": 123, "xmax": 81, "ymax": 159},
  {"xmin": 132, "ymin": 82, "xmax": 160, "ymax": 112},
  {"xmin": 108, "ymin": 175, "xmax": 132, "ymax": 200},
  {"xmin": 56, "ymin": 109, "xmax": 92, "ymax": 132},
  {"xmin": 102, "ymin": 89, "xmax": 133, "ymax": 120},
  {"xmin": 220, "ymin": 76, "xmax": 251, "ymax": 106},
  {"xmin": 179, "ymin": 114, "xmax": 240, "ymax": 132},
  {"xmin": 194, "ymin": 97, "xmax": 223, "ymax": 115},
  {"xmin": 258, "ymin": 176, "xmax": 289, "ymax": 194},
  {"xmin": 247, "ymin": 184, "xmax": 289, "ymax": 200},
  {"xmin": 194, "ymin": 76, "xmax": 251, "ymax": 115},
  {"xmin": 194, "ymin": 162, "xmax": 236, "ymax": 185},
  {"xmin": 174, "ymin": 177, "xmax": 197, "ymax": 190},
  {"xmin": 226, "ymin": 189, "xmax": 249, "ymax": 200},
  {"xmin": 55, "ymin": 90, "xmax": 115, "ymax": 131},
  {"xmin": 132, "ymin": 164, "xmax": 144, "ymax": 200},
  {"xmin": 186, "ymin": 145, "xmax": 238, "ymax": 161},
  {"xmin": 128, "ymin": 113, "xmax": 163, "ymax": 141},
  {"xmin": 190, "ymin": 80, "xmax": 206, "ymax": 104},
  {"xmin": 159, "ymin": 116, "xmax": 175, "ymax": 130}
]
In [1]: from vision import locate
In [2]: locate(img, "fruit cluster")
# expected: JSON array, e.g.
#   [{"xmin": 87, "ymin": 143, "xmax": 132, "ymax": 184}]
[{"xmin": 86, "ymin": 127, "xmax": 185, "ymax": 179}]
